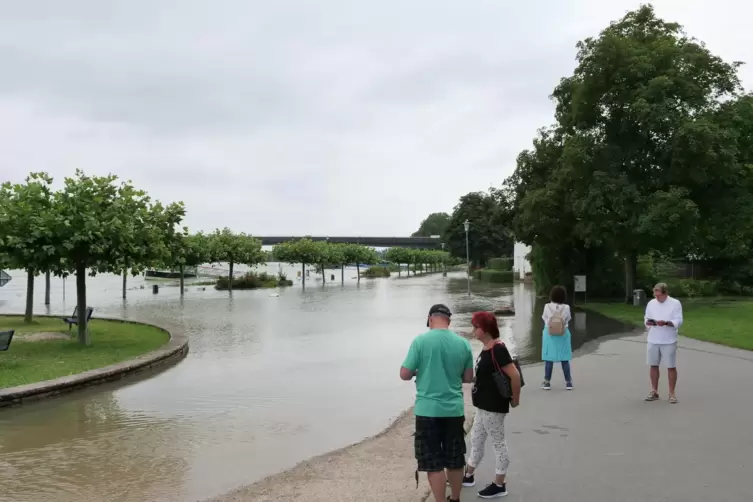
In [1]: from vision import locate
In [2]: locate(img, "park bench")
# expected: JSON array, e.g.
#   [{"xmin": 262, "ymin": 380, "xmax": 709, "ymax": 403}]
[
  {"xmin": 0, "ymin": 330, "xmax": 14, "ymax": 351},
  {"xmin": 62, "ymin": 306, "xmax": 94, "ymax": 332}
]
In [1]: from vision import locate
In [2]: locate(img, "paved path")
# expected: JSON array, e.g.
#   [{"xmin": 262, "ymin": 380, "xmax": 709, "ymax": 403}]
[{"xmin": 460, "ymin": 333, "xmax": 753, "ymax": 502}]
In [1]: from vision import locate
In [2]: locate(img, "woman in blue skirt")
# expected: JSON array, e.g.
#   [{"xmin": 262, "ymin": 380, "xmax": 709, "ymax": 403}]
[{"xmin": 541, "ymin": 285, "xmax": 573, "ymax": 390}]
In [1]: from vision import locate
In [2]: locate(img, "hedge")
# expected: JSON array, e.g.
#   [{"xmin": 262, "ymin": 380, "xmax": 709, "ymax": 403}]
[
  {"xmin": 474, "ymin": 269, "xmax": 515, "ymax": 283},
  {"xmin": 487, "ymin": 257, "xmax": 513, "ymax": 271}
]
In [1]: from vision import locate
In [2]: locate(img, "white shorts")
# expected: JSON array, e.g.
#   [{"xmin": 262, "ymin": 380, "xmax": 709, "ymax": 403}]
[{"xmin": 647, "ymin": 342, "xmax": 677, "ymax": 368}]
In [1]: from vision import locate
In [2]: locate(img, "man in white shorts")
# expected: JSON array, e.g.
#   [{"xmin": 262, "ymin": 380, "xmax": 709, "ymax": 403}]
[{"xmin": 644, "ymin": 282, "xmax": 683, "ymax": 403}]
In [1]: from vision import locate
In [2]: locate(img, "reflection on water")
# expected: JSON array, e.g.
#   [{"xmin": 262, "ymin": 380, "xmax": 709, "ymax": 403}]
[{"xmin": 0, "ymin": 268, "xmax": 626, "ymax": 502}]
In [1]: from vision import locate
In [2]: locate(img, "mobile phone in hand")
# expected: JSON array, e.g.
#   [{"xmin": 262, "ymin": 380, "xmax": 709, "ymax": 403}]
[{"xmin": 646, "ymin": 319, "xmax": 657, "ymax": 326}]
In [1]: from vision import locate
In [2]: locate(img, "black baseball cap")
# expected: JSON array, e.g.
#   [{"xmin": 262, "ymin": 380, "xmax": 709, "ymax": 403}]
[{"xmin": 426, "ymin": 304, "xmax": 452, "ymax": 327}]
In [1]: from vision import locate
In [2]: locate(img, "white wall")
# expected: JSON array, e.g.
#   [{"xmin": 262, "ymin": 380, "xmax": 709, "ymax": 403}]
[{"xmin": 513, "ymin": 242, "xmax": 532, "ymax": 280}]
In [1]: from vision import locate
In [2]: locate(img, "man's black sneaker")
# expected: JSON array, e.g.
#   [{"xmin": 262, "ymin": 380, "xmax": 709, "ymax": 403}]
[
  {"xmin": 462, "ymin": 472, "xmax": 475, "ymax": 487},
  {"xmin": 478, "ymin": 482, "xmax": 508, "ymax": 498}
]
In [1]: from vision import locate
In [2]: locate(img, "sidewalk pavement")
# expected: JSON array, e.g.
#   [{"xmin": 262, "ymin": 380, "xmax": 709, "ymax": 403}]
[{"xmin": 459, "ymin": 333, "xmax": 753, "ymax": 502}]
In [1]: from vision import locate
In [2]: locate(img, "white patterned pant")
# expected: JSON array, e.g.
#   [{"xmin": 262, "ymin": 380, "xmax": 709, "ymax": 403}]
[{"xmin": 467, "ymin": 409, "xmax": 510, "ymax": 475}]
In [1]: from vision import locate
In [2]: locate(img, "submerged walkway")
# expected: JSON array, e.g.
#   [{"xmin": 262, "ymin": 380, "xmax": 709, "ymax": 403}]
[{"xmin": 465, "ymin": 333, "xmax": 753, "ymax": 502}]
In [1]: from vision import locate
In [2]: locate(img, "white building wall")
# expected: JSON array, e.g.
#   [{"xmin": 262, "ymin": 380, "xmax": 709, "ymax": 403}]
[{"xmin": 513, "ymin": 242, "xmax": 532, "ymax": 280}]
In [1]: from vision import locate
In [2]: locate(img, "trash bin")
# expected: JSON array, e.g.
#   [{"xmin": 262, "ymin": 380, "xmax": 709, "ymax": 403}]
[
  {"xmin": 152, "ymin": 284, "xmax": 159, "ymax": 294},
  {"xmin": 633, "ymin": 289, "xmax": 645, "ymax": 306}
]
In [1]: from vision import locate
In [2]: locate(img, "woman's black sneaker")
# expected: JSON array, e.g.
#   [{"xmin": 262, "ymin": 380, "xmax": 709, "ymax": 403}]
[
  {"xmin": 462, "ymin": 472, "xmax": 475, "ymax": 487},
  {"xmin": 478, "ymin": 482, "xmax": 508, "ymax": 498}
]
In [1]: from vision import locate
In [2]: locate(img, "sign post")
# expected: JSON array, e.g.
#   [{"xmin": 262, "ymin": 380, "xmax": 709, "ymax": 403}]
[{"xmin": 573, "ymin": 275, "xmax": 587, "ymax": 304}]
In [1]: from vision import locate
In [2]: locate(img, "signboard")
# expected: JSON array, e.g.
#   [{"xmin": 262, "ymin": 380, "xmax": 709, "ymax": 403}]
[
  {"xmin": 0, "ymin": 270, "xmax": 11, "ymax": 288},
  {"xmin": 573, "ymin": 275, "xmax": 586, "ymax": 293}
]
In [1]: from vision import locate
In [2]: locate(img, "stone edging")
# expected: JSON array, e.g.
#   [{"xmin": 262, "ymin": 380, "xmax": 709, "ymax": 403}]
[{"xmin": 0, "ymin": 314, "xmax": 189, "ymax": 408}]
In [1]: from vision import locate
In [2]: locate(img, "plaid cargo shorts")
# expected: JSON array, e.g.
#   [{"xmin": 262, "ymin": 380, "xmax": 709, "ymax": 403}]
[{"xmin": 414, "ymin": 415, "xmax": 466, "ymax": 472}]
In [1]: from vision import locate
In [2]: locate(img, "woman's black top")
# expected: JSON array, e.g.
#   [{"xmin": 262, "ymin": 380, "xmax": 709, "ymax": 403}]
[{"xmin": 471, "ymin": 343, "xmax": 514, "ymax": 414}]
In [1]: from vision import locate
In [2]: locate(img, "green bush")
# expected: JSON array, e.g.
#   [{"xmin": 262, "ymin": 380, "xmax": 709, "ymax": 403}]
[
  {"xmin": 475, "ymin": 269, "xmax": 514, "ymax": 283},
  {"xmin": 215, "ymin": 272, "xmax": 292, "ymax": 290},
  {"xmin": 663, "ymin": 278, "xmax": 719, "ymax": 298},
  {"xmin": 488, "ymin": 257, "xmax": 513, "ymax": 271},
  {"xmin": 361, "ymin": 266, "xmax": 391, "ymax": 278}
]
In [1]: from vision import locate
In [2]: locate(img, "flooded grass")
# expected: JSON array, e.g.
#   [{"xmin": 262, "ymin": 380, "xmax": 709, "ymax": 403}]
[
  {"xmin": 0, "ymin": 316, "xmax": 170, "ymax": 389},
  {"xmin": 583, "ymin": 299, "xmax": 753, "ymax": 351}
]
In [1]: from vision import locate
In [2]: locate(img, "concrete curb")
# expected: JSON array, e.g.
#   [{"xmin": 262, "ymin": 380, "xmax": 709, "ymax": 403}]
[{"xmin": 0, "ymin": 314, "xmax": 189, "ymax": 408}]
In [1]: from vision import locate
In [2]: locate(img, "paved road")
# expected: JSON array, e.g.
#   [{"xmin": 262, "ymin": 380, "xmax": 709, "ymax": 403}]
[{"xmin": 461, "ymin": 334, "xmax": 753, "ymax": 502}]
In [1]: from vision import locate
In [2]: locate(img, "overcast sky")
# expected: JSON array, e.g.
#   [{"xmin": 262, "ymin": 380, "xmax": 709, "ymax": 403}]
[{"xmin": 0, "ymin": 1, "xmax": 750, "ymax": 236}]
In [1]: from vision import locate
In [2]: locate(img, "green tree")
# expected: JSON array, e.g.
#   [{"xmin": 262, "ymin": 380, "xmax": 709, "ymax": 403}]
[
  {"xmin": 445, "ymin": 191, "xmax": 513, "ymax": 267},
  {"xmin": 548, "ymin": 4, "xmax": 739, "ymax": 301},
  {"xmin": 384, "ymin": 247, "xmax": 412, "ymax": 277},
  {"xmin": 208, "ymin": 228, "xmax": 265, "ymax": 291},
  {"xmin": 318, "ymin": 241, "xmax": 345, "ymax": 284},
  {"xmin": 412, "ymin": 212, "xmax": 450, "ymax": 238},
  {"xmin": 273, "ymin": 238, "xmax": 323, "ymax": 288},
  {"xmin": 0, "ymin": 173, "xmax": 59, "ymax": 323},
  {"xmin": 53, "ymin": 170, "xmax": 185, "ymax": 344},
  {"xmin": 117, "ymin": 195, "xmax": 184, "ymax": 300},
  {"xmin": 341, "ymin": 244, "xmax": 379, "ymax": 281},
  {"xmin": 507, "ymin": 128, "xmax": 587, "ymax": 294},
  {"xmin": 683, "ymin": 95, "xmax": 753, "ymax": 273},
  {"xmin": 169, "ymin": 232, "xmax": 211, "ymax": 295}
]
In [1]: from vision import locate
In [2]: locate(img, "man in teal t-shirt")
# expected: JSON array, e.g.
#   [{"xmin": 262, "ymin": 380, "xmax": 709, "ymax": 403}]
[{"xmin": 400, "ymin": 304, "xmax": 474, "ymax": 502}]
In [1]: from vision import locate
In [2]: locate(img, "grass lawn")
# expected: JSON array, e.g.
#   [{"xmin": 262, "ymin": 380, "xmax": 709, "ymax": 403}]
[
  {"xmin": 583, "ymin": 298, "xmax": 753, "ymax": 351},
  {"xmin": 0, "ymin": 316, "xmax": 170, "ymax": 389}
]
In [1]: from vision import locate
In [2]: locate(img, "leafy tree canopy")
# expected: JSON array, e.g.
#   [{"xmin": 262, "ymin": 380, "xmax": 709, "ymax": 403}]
[
  {"xmin": 507, "ymin": 4, "xmax": 748, "ymax": 299},
  {"xmin": 273, "ymin": 238, "xmax": 324, "ymax": 265},
  {"xmin": 54, "ymin": 170, "xmax": 185, "ymax": 342},
  {"xmin": 412, "ymin": 212, "xmax": 450, "ymax": 238},
  {"xmin": 445, "ymin": 191, "xmax": 513, "ymax": 266},
  {"xmin": 208, "ymin": 228, "xmax": 265, "ymax": 267}
]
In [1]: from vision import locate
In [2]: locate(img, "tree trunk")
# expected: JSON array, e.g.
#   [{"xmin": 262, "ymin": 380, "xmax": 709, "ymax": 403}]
[
  {"xmin": 398, "ymin": 264, "xmax": 401, "ymax": 277},
  {"xmin": 24, "ymin": 268, "xmax": 35, "ymax": 323},
  {"xmin": 44, "ymin": 270, "xmax": 51, "ymax": 305},
  {"xmin": 180, "ymin": 264, "xmax": 185, "ymax": 296},
  {"xmin": 341, "ymin": 264, "xmax": 344, "ymax": 285},
  {"xmin": 122, "ymin": 271, "xmax": 127, "ymax": 299},
  {"xmin": 356, "ymin": 263, "xmax": 360, "ymax": 281},
  {"xmin": 302, "ymin": 262, "xmax": 306, "ymax": 289},
  {"xmin": 76, "ymin": 262, "xmax": 90, "ymax": 345},
  {"xmin": 321, "ymin": 263, "xmax": 326, "ymax": 284},
  {"xmin": 624, "ymin": 252, "xmax": 637, "ymax": 304},
  {"xmin": 228, "ymin": 260, "xmax": 234, "ymax": 292}
]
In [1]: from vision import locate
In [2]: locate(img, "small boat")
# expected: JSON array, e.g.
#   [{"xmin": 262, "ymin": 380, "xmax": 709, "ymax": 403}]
[{"xmin": 145, "ymin": 267, "xmax": 198, "ymax": 279}]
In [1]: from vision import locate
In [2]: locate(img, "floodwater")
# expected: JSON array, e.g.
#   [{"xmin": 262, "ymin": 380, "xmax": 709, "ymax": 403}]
[{"xmin": 0, "ymin": 266, "xmax": 627, "ymax": 502}]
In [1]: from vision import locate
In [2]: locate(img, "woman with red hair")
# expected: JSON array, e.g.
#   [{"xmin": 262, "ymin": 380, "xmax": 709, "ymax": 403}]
[{"xmin": 462, "ymin": 311, "xmax": 522, "ymax": 499}]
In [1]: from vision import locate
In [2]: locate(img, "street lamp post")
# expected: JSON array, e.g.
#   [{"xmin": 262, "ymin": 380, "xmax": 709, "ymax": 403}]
[
  {"xmin": 464, "ymin": 219, "xmax": 471, "ymax": 296},
  {"xmin": 441, "ymin": 242, "xmax": 447, "ymax": 277}
]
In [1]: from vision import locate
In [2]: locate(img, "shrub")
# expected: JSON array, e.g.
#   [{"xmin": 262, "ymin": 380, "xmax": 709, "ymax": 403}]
[
  {"xmin": 474, "ymin": 269, "xmax": 514, "ymax": 283},
  {"xmin": 663, "ymin": 278, "xmax": 719, "ymax": 298},
  {"xmin": 215, "ymin": 272, "xmax": 292, "ymax": 290},
  {"xmin": 361, "ymin": 265, "xmax": 391, "ymax": 278},
  {"xmin": 487, "ymin": 257, "xmax": 513, "ymax": 271}
]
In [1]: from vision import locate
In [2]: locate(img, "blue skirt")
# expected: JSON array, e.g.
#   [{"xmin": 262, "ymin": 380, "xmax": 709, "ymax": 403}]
[{"xmin": 542, "ymin": 326, "xmax": 572, "ymax": 362}]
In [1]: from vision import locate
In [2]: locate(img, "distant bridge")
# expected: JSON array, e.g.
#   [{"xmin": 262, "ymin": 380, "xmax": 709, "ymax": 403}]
[{"xmin": 257, "ymin": 236, "xmax": 442, "ymax": 249}]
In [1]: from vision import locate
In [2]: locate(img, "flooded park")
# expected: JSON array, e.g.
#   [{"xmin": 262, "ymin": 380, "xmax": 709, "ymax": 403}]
[{"xmin": 0, "ymin": 264, "xmax": 627, "ymax": 502}]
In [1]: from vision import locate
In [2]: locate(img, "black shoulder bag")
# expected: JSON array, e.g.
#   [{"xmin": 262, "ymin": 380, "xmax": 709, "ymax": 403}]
[{"xmin": 490, "ymin": 341, "xmax": 525, "ymax": 400}]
